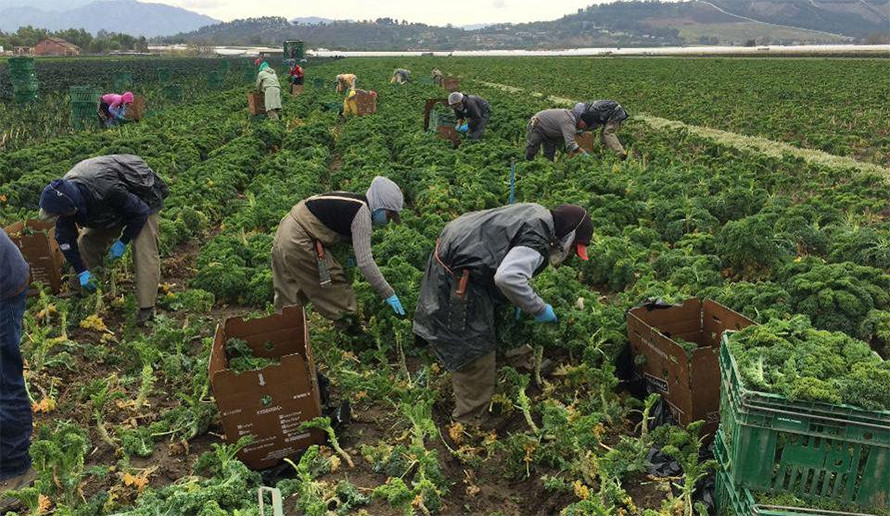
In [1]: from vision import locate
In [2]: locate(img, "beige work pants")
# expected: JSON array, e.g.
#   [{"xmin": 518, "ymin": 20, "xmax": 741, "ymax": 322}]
[
  {"xmin": 271, "ymin": 203, "xmax": 356, "ymax": 320},
  {"xmin": 451, "ymin": 344, "xmax": 535, "ymax": 425},
  {"xmin": 78, "ymin": 213, "xmax": 160, "ymax": 308},
  {"xmin": 601, "ymin": 120, "xmax": 625, "ymax": 154}
]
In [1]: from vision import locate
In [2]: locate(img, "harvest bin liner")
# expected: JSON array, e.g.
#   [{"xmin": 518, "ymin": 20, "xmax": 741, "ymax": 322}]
[
  {"xmin": 355, "ymin": 91, "xmax": 377, "ymax": 116},
  {"xmin": 626, "ymin": 299, "xmax": 756, "ymax": 438},
  {"xmin": 714, "ymin": 432, "xmax": 881, "ymax": 516},
  {"xmin": 718, "ymin": 334, "xmax": 890, "ymax": 511},
  {"xmin": 4, "ymin": 220, "xmax": 65, "ymax": 295},
  {"xmin": 209, "ymin": 306, "xmax": 325, "ymax": 470}
]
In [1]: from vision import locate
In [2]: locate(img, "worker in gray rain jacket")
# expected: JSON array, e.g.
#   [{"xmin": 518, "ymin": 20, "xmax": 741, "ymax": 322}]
[
  {"xmin": 272, "ymin": 177, "xmax": 407, "ymax": 321},
  {"xmin": 391, "ymin": 68, "xmax": 411, "ymax": 84},
  {"xmin": 571, "ymin": 100, "xmax": 629, "ymax": 159},
  {"xmin": 525, "ymin": 107, "xmax": 592, "ymax": 161},
  {"xmin": 448, "ymin": 92, "xmax": 490, "ymax": 141},
  {"xmin": 38, "ymin": 155, "xmax": 169, "ymax": 325},
  {"xmin": 413, "ymin": 203, "xmax": 593, "ymax": 426},
  {"xmin": 256, "ymin": 62, "xmax": 282, "ymax": 120}
]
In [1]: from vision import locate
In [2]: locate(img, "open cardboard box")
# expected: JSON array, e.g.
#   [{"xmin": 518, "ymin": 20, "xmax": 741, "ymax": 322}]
[
  {"xmin": 443, "ymin": 77, "xmax": 460, "ymax": 92},
  {"xmin": 354, "ymin": 90, "xmax": 377, "ymax": 116},
  {"xmin": 247, "ymin": 92, "xmax": 266, "ymax": 115},
  {"xmin": 575, "ymin": 132, "xmax": 597, "ymax": 153},
  {"xmin": 209, "ymin": 306, "xmax": 325, "ymax": 470},
  {"xmin": 626, "ymin": 299, "xmax": 756, "ymax": 437},
  {"xmin": 4, "ymin": 219, "xmax": 65, "ymax": 295}
]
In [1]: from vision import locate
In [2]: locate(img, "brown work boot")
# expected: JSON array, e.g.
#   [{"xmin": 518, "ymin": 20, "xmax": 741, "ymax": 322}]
[{"xmin": 0, "ymin": 468, "xmax": 37, "ymax": 511}]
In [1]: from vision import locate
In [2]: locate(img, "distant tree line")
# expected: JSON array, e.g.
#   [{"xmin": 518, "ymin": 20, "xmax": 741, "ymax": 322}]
[{"xmin": 0, "ymin": 26, "xmax": 148, "ymax": 53}]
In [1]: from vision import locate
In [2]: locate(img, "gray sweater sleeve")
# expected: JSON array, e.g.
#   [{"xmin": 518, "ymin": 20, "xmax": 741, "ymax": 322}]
[
  {"xmin": 351, "ymin": 205, "xmax": 395, "ymax": 299},
  {"xmin": 494, "ymin": 246, "xmax": 547, "ymax": 316},
  {"xmin": 562, "ymin": 115, "xmax": 581, "ymax": 152}
]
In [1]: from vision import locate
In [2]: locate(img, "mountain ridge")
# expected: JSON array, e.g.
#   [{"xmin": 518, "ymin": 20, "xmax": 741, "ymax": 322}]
[
  {"xmin": 162, "ymin": 0, "xmax": 888, "ymax": 49},
  {"xmin": 0, "ymin": 0, "xmax": 218, "ymax": 37}
]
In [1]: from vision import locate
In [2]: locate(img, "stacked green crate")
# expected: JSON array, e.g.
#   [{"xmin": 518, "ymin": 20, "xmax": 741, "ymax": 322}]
[
  {"xmin": 9, "ymin": 57, "xmax": 38, "ymax": 104},
  {"xmin": 716, "ymin": 335, "xmax": 890, "ymax": 516},
  {"xmin": 113, "ymin": 71, "xmax": 132, "ymax": 91},
  {"xmin": 69, "ymin": 86, "xmax": 101, "ymax": 130},
  {"xmin": 207, "ymin": 71, "xmax": 223, "ymax": 89}
]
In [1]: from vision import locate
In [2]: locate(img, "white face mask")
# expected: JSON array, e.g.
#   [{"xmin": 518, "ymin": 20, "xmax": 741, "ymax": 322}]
[{"xmin": 549, "ymin": 230, "xmax": 576, "ymax": 267}]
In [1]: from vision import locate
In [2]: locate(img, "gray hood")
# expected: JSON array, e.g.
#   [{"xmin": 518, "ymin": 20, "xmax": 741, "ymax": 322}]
[{"xmin": 366, "ymin": 176, "xmax": 404, "ymax": 214}]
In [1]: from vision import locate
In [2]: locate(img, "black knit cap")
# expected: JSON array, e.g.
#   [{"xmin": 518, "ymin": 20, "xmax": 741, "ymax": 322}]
[{"xmin": 551, "ymin": 204, "xmax": 593, "ymax": 245}]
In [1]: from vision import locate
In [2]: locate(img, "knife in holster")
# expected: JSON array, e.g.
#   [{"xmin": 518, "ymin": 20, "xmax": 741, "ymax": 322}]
[{"xmin": 314, "ymin": 241, "xmax": 332, "ymax": 287}]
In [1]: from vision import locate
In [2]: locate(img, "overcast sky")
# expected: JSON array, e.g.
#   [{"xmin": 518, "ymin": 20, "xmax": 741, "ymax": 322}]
[{"xmin": 160, "ymin": 0, "xmax": 618, "ymax": 26}]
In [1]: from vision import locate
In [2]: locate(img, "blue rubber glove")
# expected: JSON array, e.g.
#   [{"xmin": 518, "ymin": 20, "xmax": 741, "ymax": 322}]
[
  {"xmin": 79, "ymin": 270, "xmax": 97, "ymax": 292},
  {"xmin": 385, "ymin": 294, "xmax": 406, "ymax": 316},
  {"xmin": 108, "ymin": 239, "xmax": 126, "ymax": 261},
  {"xmin": 457, "ymin": 123, "xmax": 469, "ymax": 133},
  {"xmin": 534, "ymin": 304, "xmax": 558, "ymax": 323}
]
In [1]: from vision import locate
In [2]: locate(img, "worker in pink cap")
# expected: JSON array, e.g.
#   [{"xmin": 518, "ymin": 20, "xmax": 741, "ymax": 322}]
[{"xmin": 98, "ymin": 91, "xmax": 134, "ymax": 128}]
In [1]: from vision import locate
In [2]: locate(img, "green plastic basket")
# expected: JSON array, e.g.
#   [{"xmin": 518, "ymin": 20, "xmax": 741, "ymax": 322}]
[
  {"xmin": 207, "ymin": 71, "xmax": 223, "ymax": 89},
  {"xmin": 13, "ymin": 90, "xmax": 37, "ymax": 104},
  {"xmin": 69, "ymin": 86, "xmax": 101, "ymax": 104},
  {"xmin": 113, "ymin": 71, "xmax": 132, "ymax": 90},
  {"xmin": 71, "ymin": 104, "xmax": 99, "ymax": 130},
  {"xmin": 715, "ymin": 432, "xmax": 881, "ymax": 516},
  {"xmin": 8, "ymin": 57, "xmax": 35, "ymax": 73},
  {"xmin": 157, "ymin": 68, "xmax": 171, "ymax": 82},
  {"xmin": 12, "ymin": 81, "xmax": 39, "ymax": 93},
  {"xmin": 719, "ymin": 335, "xmax": 890, "ymax": 510}
]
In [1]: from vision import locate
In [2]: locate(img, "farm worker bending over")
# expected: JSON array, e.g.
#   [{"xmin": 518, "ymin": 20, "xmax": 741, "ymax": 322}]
[
  {"xmin": 524, "ymin": 107, "xmax": 592, "ymax": 161},
  {"xmin": 431, "ymin": 68, "xmax": 444, "ymax": 86},
  {"xmin": 571, "ymin": 100, "xmax": 629, "ymax": 160},
  {"xmin": 289, "ymin": 62, "xmax": 304, "ymax": 94},
  {"xmin": 272, "ymin": 176, "xmax": 407, "ymax": 321},
  {"xmin": 391, "ymin": 68, "xmax": 411, "ymax": 84},
  {"xmin": 98, "ymin": 91, "xmax": 134, "ymax": 128},
  {"xmin": 256, "ymin": 62, "xmax": 282, "ymax": 120},
  {"xmin": 0, "ymin": 229, "xmax": 34, "ymax": 508},
  {"xmin": 336, "ymin": 73, "xmax": 357, "ymax": 93},
  {"xmin": 413, "ymin": 203, "xmax": 593, "ymax": 426},
  {"xmin": 448, "ymin": 91, "xmax": 490, "ymax": 141},
  {"xmin": 38, "ymin": 155, "xmax": 169, "ymax": 325}
]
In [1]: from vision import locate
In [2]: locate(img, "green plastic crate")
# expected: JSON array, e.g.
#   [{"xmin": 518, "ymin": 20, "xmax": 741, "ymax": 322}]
[
  {"xmin": 207, "ymin": 71, "xmax": 223, "ymax": 89},
  {"xmin": 13, "ymin": 90, "xmax": 37, "ymax": 104},
  {"xmin": 12, "ymin": 81, "xmax": 39, "ymax": 93},
  {"xmin": 69, "ymin": 86, "xmax": 101, "ymax": 104},
  {"xmin": 715, "ymin": 432, "xmax": 880, "ymax": 516},
  {"xmin": 71, "ymin": 104, "xmax": 99, "ymax": 130},
  {"xmin": 157, "ymin": 68, "xmax": 171, "ymax": 82},
  {"xmin": 113, "ymin": 71, "xmax": 132, "ymax": 91},
  {"xmin": 312, "ymin": 78, "xmax": 326, "ymax": 89},
  {"xmin": 719, "ymin": 335, "xmax": 890, "ymax": 510},
  {"xmin": 8, "ymin": 57, "xmax": 35, "ymax": 73}
]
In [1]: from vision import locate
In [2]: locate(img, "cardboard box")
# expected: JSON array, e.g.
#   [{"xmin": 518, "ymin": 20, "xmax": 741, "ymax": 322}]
[
  {"xmin": 443, "ymin": 77, "xmax": 460, "ymax": 92},
  {"xmin": 575, "ymin": 132, "xmax": 596, "ymax": 153},
  {"xmin": 436, "ymin": 125, "xmax": 461, "ymax": 148},
  {"xmin": 4, "ymin": 220, "xmax": 65, "ymax": 295},
  {"xmin": 209, "ymin": 306, "xmax": 325, "ymax": 470},
  {"xmin": 247, "ymin": 92, "xmax": 265, "ymax": 115},
  {"xmin": 355, "ymin": 91, "xmax": 377, "ymax": 116},
  {"xmin": 125, "ymin": 96, "xmax": 146, "ymax": 121},
  {"xmin": 626, "ymin": 299, "xmax": 756, "ymax": 437}
]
